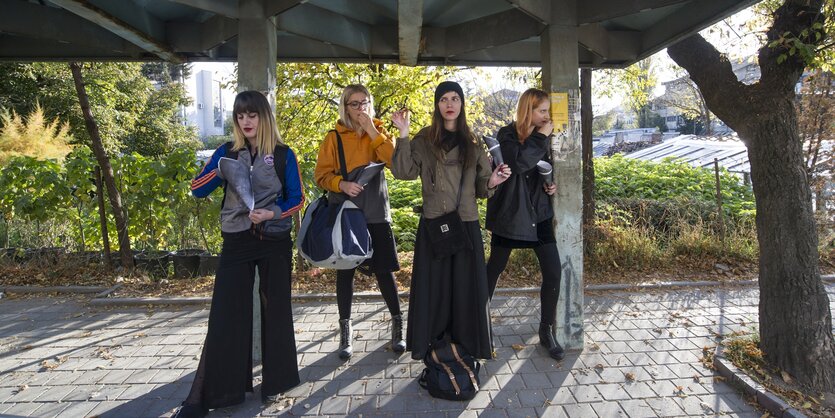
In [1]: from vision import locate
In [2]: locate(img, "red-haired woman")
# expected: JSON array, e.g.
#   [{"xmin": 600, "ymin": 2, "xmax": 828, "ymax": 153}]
[{"xmin": 485, "ymin": 88, "xmax": 564, "ymax": 360}]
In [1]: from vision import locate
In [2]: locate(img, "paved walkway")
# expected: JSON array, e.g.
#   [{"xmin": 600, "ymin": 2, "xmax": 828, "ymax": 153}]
[{"xmin": 1, "ymin": 283, "xmax": 833, "ymax": 417}]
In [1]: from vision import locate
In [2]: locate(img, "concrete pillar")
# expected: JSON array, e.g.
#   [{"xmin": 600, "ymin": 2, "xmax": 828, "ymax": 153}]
[
  {"xmin": 236, "ymin": 0, "xmax": 278, "ymax": 364},
  {"xmin": 540, "ymin": 0, "xmax": 584, "ymax": 351},
  {"xmin": 237, "ymin": 0, "xmax": 277, "ymax": 103}
]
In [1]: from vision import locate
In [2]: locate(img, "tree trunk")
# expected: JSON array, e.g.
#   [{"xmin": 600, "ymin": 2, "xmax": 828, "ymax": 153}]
[
  {"xmin": 581, "ymin": 68, "xmax": 595, "ymax": 228},
  {"xmin": 69, "ymin": 62, "xmax": 133, "ymax": 270},
  {"xmin": 667, "ymin": 0, "xmax": 834, "ymax": 391},
  {"xmin": 747, "ymin": 105, "xmax": 835, "ymax": 390}
]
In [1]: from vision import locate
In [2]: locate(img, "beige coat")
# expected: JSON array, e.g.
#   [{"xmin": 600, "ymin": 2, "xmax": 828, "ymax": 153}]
[{"xmin": 391, "ymin": 127, "xmax": 495, "ymax": 222}]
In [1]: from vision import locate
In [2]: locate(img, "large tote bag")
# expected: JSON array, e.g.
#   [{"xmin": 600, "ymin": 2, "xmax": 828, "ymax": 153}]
[{"xmin": 297, "ymin": 195, "xmax": 373, "ymax": 270}]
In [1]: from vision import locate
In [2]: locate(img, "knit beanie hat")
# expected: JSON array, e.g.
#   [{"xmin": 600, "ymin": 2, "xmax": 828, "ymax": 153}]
[{"xmin": 434, "ymin": 81, "xmax": 464, "ymax": 104}]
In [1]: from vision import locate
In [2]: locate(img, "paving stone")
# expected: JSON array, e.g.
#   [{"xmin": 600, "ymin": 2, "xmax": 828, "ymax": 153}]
[
  {"xmin": 570, "ymin": 385, "xmax": 603, "ymax": 403},
  {"xmin": 644, "ymin": 396, "xmax": 687, "ymax": 416},
  {"xmin": 562, "ymin": 402, "xmax": 598, "ymax": 417},
  {"xmin": 2, "ymin": 287, "xmax": 809, "ymax": 418},
  {"xmin": 591, "ymin": 400, "xmax": 628, "ymax": 417}
]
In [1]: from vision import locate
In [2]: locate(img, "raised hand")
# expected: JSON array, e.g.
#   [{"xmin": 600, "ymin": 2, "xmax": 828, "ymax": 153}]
[
  {"xmin": 356, "ymin": 112, "xmax": 379, "ymax": 137},
  {"xmin": 538, "ymin": 120, "xmax": 554, "ymax": 137},
  {"xmin": 391, "ymin": 108, "xmax": 410, "ymax": 138}
]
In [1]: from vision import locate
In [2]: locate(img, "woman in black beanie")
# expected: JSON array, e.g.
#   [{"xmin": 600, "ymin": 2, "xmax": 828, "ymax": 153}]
[{"xmin": 391, "ymin": 81, "xmax": 511, "ymax": 361}]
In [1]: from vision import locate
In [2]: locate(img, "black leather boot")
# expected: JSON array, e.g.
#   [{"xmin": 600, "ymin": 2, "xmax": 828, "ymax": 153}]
[
  {"xmin": 391, "ymin": 314, "xmax": 406, "ymax": 354},
  {"xmin": 539, "ymin": 322, "xmax": 565, "ymax": 360},
  {"xmin": 339, "ymin": 318, "xmax": 353, "ymax": 360}
]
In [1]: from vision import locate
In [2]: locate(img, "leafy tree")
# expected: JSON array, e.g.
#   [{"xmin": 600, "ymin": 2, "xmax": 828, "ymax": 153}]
[
  {"xmin": 0, "ymin": 62, "xmax": 194, "ymax": 156},
  {"xmin": 796, "ymin": 70, "xmax": 834, "ymax": 210},
  {"xmin": 0, "ymin": 104, "xmax": 73, "ymax": 164},
  {"xmin": 599, "ymin": 57, "xmax": 659, "ymax": 129},
  {"xmin": 246, "ymin": 63, "xmax": 462, "ymax": 198},
  {"xmin": 654, "ymin": 69, "xmax": 715, "ymax": 135},
  {"xmin": 124, "ymin": 82, "xmax": 199, "ymax": 157},
  {"xmin": 668, "ymin": 0, "xmax": 835, "ymax": 391}
]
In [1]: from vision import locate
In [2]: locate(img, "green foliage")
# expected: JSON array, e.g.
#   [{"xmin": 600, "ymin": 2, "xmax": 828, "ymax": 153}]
[
  {"xmin": 755, "ymin": 0, "xmax": 834, "ymax": 71},
  {"xmin": 204, "ymin": 135, "xmax": 232, "ymax": 150},
  {"xmin": 0, "ymin": 62, "xmax": 194, "ymax": 156},
  {"xmin": 0, "ymin": 104, "xmax": 73, "ymax": 164},
  {"xmin": 0, "ymin": 156, "xmax": 72, "ymax": 226},
  {"xmin": 595, "ymin": 154, "xmax": 755, "ymax": 218},
  {"xmin": 232, "ymin": 63, "xmax": 461, "ymax": 200},
  {"xmin": 598, "ymin": 57, "xmax": 659, "ymax": 127},
  {"xmin": 388, "ymin": 177, "xmax": 423, "ymax": 251},
  {"xmin": 124, "ymin": 83, "xmax": 199, "ymax": 157}
]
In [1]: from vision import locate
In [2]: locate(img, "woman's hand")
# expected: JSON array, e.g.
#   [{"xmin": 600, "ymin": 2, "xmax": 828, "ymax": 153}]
[
  {"xmin": 488, "ymin": 164, "xmax": 512, "ymax": 188},
  {"xmin": 339, "ymin": 180, "xmax": 364, "ymax": 197},
  {"xmin": 356, "ymin": 112, "xmax": 379, "ymax": 138},
  {"xmin": 537, "ymin": 120, "xmax": 554, "ymax": 137},
  {"xmin": 249, "ymin": 208, "xmax": 274, "ymax": 224},
  {"xmin": 391, "ymin": 108, "xmax": 410, "ymax": 138},
  {"xmin": 543, "ymin": 182, "xmax": 557, "ymax": 195}
]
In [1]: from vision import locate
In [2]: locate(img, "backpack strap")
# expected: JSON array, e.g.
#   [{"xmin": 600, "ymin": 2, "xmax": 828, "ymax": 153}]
[
  {"xmin": 273, "ymin": 143, "xmax": 288, "ymax": 200},
  {"xmin": 221, "ymin": 141, "xmax": 237, "ymax": 209},
  {"xmin": 224, "ymin": 141, "xmax": 239, "ymax": 160},
  {"xmin": 450, "ymin": 343, "xmax": 479, "ymax": 391},
  {"xmin": 431, "ymin": 349, "xmax": 461, "ymax": 395}
]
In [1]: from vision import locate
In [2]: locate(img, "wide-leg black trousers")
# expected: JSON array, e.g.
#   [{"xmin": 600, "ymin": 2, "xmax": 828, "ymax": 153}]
[{"xmin": 188, "ymin": 230, "xmax": 300, "ymax": 410}]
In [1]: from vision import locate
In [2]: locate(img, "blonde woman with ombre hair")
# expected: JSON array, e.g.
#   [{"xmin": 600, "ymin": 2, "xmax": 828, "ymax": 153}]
[
  {"xmin": 178, "ymin": 91, "xmax": 304, "ymax": 418},
  {"xmin": 484, "ymin": 87, "xmax": 564, "ymax": 360},
  {"xmin": 314, "ymin": 84, "xmax": 405, "ymax": 360}
]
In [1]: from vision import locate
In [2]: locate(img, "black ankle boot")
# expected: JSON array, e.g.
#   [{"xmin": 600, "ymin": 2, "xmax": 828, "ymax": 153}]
[
  {"xmin": 339, "ymin": 318, "xmax": 353, "ymax": 360},
  {"xmin": 539, "ymin": 322, "xmax": 565, "ymax": 360},
  {"xmin": 391, "ymin": 314, "xmax": 406, "ymax": 354},
  {"xmin": 172, "ymin": 402, "xmax": 207, "ymax": 418}
]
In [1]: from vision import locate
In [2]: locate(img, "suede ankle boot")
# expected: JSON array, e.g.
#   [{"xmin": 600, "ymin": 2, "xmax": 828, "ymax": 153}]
[
  {"xmin": 339, "ymin": 318, "xmax": 353, "ymax": 360},
  {"xmin": 538, "ymin": 322, "xmax": 565, "ymax": 360}
]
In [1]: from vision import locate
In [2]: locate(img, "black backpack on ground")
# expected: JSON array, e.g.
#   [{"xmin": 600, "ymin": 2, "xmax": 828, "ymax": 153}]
[{"xmin": 419, "ymin": 339, "xmax": 481, "ymax": 401}]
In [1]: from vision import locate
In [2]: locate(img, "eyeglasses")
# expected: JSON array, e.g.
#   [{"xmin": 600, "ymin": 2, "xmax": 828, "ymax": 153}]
[
  {"xmin": 439, "ymin": 96, "xmax": 461, "ymax": 104},
  {"xmin": 346, "ymin": 100, "xmax": 370, "ymax": 109}
]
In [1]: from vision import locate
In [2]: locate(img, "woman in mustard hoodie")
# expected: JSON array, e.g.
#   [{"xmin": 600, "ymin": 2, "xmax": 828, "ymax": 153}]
[{"xmin": 314, "ymin": 84, "xmax": 405, "ymax": 360}]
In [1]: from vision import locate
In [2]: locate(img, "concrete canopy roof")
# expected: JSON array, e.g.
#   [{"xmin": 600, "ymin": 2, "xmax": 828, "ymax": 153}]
[{"xmin": 2, "ymin": 0, "xmax": 756, "ymax": 68}]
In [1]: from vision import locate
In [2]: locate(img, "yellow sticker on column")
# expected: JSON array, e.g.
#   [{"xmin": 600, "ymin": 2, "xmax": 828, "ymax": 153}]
[{"xmin": 550, "ymin": 92, "xmax": 569, "ymax": 132}]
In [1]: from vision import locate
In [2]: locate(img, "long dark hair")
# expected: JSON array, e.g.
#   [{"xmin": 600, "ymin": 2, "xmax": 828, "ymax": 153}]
[{"xmin": 427, "ymin": 97, "xmax": 477, "ymax": 169}]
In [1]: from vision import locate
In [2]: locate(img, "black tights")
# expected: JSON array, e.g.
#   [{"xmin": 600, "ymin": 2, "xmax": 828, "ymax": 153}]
[
  {"xmin": 486, "ymin": 244, "xmax": 561, "ymax": 325},
  {"xmin": 337, "ymin": 269, "xmax": 401, "ymax": 320}
]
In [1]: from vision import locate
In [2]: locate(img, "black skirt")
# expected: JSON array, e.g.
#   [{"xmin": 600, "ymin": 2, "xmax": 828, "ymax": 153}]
[
  {"xmin": 406, "ymin": 219, "xmax": 493, "ymax": 360},
  {"xmin": 356, "ymin": 222, "xmax": 400, "ymax": 275},
  {"xmin": 491, "ymin": 218, "xmax": 556, "ymax": 249}
]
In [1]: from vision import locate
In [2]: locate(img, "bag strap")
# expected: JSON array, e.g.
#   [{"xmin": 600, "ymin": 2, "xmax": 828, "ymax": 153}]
[
  {"xmin": 431, "ymin": 350, "xmax": 461, "ymax": 395},
  {"xmin": 332, "ymin": 130, "xmax": 349, "ymax": 179},
  {"xmin": 450, "ymin": 343, "xmax": 479, "ymax": 391}
]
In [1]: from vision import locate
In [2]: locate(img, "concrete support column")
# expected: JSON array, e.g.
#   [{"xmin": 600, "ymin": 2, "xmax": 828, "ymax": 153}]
[
  {"xmin": 237, "ymin": 0, "xmax": 277, "ymax": 103},
  {"xmin": 540, "ymin": 0, "xmax": 584, "ymax": 351},
  {"xmin": 237, "ymin": 0, "xmax": 277, "ymax": 364}
]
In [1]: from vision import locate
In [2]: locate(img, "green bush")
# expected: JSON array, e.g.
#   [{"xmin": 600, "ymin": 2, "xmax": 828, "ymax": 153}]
[
  {"xmin": 595, "ymin": 154, "xmax": 755, "ymax": 219},
  {"xmin": 204, "ymin": 135, "xmax": 232, "ymax": 150}
]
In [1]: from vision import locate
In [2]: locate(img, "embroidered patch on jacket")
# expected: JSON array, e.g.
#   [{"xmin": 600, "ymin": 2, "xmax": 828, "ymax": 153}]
[{"xmin": 264, "ymin": 154, "xmax": 275, "ymax": 166}]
